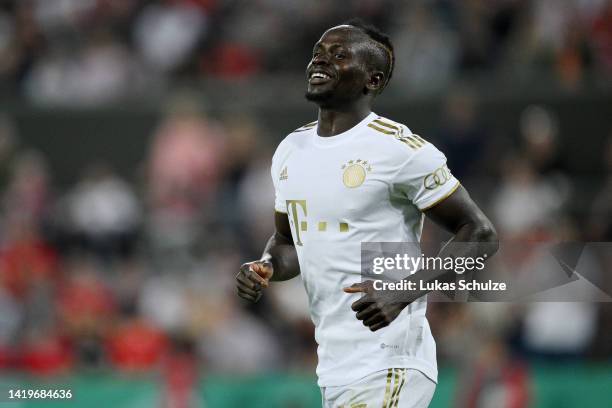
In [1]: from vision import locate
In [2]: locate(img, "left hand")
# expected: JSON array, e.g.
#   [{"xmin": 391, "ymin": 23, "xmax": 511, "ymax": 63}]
[{"xmin": 343, "ymin": 280, "xmax": 409, "ymax": 332}]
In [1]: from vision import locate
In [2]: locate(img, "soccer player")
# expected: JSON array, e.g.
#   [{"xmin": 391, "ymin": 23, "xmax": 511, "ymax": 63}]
[{"xmin": 236, "ymin": 19, "xmax": 498, "ymax": 408}]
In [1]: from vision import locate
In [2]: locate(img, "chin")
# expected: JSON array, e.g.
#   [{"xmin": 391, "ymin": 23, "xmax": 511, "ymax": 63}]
[{"xmin": 305, "ymin": 88, "xmax": 334, "ymax": 103}]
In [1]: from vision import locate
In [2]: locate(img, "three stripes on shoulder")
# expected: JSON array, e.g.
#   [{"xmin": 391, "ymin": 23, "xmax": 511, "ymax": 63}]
[
  {"xmin": 293, "ymin": 118, "xmax": 427, "ymax": 151},
  {"xmin": 293, "ymin": 121, "xmax": 318, "ymax": 133},
  {"xmin": 368, "ymin": 118, "xmax": 427, "ymax": 150}
]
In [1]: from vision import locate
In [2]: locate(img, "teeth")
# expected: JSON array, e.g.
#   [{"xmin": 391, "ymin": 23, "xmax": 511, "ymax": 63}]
[{"xmin": 311, "ymin": 72, "xmax": 330, "ymax": 79}]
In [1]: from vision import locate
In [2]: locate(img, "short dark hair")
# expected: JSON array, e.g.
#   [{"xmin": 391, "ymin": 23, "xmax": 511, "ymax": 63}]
[{"xmin": 343, "ymin": 18, "xmax": 395, "ymax": 91}]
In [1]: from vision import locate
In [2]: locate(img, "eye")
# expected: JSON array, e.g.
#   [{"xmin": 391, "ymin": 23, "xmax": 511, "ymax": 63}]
[{"xmin": 334, "ymin": 53, "xmax": 346, "ymax": 59}]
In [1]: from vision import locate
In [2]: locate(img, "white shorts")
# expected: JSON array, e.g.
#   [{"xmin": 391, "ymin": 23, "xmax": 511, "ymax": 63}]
[{"xmin": 321, "ymin": 368, "xmax": 436, "ymax": 408}]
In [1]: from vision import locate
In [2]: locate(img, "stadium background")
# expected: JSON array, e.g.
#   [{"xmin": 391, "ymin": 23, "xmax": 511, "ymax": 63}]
[{"xmin": 0, "ymin": 0, "xmax": 611, "ymax": 407}]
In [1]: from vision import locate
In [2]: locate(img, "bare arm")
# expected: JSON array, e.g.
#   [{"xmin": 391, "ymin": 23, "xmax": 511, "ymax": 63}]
[
  {"xmin": 419, "ymin": 185, "xmax": 499, "ymax": 286},
  {"xmin": 346, "ymin": 185, "xmax": 499, "ymax": 331},
  {"xmin": 261, "ymin": 212, "xmax": 300, "ymax": 282},
  {"xmin": 236, "ymin": 212, "xmax": 300, "ymax": 302}
]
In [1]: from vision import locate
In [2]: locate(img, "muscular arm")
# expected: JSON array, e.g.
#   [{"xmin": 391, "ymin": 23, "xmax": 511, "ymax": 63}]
[
  {"xmin": 346, "ymin": 185, "xmax": 499, "ymax": 330},
  {"xmin": 236, "ymin": 211, "xmax": 300, "ymax": 302},
  {"xmin": 413, "ymin": 185, "xmax": 499, "ymax": 294},
  {"xmin": 261, "ymin": 212, "xmax": 300, "ymax": 282}
]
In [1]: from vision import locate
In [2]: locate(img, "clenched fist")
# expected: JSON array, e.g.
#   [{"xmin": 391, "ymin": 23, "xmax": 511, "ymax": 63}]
[{"xmin": 236, "ymin": 261, "xmax": 273, "ymax": 302}]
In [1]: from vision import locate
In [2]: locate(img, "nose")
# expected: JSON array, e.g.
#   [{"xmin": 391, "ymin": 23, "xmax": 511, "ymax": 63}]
[{"xmin": 312, "ymin": 53, "xmax": 329, "ymax": 66}]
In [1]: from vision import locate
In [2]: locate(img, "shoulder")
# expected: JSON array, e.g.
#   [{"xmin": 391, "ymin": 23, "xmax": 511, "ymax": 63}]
[
  {"xmin": 364, "ymin": 115, "xmax": 436, "ymax": 159},
  {"xmin": 291, "ymin": 120, "xmax": 318, "ymax": 134},
  {"xmin": 272, "ymin": 119, "xmax": 317, "ymax": 164},
  {"xmin": 366, "ymin": 115, "xmax": 410, "ymax": 136}
]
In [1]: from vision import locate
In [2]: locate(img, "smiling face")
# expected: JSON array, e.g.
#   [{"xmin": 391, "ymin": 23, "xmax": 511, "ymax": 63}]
[{"xmin": 305, "ymin": 26, "xmax": 384, "ymax": 108}]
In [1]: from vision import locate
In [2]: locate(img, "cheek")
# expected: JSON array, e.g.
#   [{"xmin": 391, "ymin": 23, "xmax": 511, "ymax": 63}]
[{"xmin": 338, "ymin": 70, "xmax": 367, "ymax": 95}]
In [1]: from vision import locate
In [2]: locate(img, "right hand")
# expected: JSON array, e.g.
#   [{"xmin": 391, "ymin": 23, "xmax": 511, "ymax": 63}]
[{"xmin": 235, "ymin": 261, "xmax": 273, "ymax": 302}]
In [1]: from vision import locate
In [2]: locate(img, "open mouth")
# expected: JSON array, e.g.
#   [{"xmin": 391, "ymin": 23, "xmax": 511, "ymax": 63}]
[{"xmin": 308, "ymin": 71, "xmax": 333, "ymax": 85}]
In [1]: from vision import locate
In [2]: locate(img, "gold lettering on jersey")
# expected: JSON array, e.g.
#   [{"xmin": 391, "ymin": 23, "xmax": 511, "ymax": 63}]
[
  {"xmin": 318, "ymin": 222, "xmax": 327, "ymax": 231},
  {"xmin": 342, "ymin": 159, "xmax": 371, "ymax": 188},
  {"xmin": 339, "ymin": 222, "xmax": 349, "ymax": 232},
  {"xmin": 286, "ymin": 200, "xmax": 307, "ymax": 246},
  {"xmin": 424, "ymin": 164, "xmax": 451, "ymax": 190}
]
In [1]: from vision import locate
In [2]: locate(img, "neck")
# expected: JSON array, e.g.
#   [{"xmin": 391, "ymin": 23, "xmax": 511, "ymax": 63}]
[{"xmin": 316, "ymin": 103, "xmax": 371, "ymax": 137}]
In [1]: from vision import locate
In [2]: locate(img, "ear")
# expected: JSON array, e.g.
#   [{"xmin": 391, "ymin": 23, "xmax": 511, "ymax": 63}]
[{"xmin": 365, "ymin": 71, "xmax": 385, "ymax": 94}]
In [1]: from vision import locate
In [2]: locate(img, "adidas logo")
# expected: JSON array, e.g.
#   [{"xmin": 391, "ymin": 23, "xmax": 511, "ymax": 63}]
[{"xmin": 279, "ymin": 166, "xmax": 288, "ymax": 181}]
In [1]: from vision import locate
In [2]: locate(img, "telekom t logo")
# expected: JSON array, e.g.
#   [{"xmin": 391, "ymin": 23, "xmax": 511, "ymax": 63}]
[
  {"xmin": 286, "ymin": 200, "xmax": 307, "ymax": 246},
  {"xmin": 286, "ymin": 199, "xmax": 349, "ymax": 246}
]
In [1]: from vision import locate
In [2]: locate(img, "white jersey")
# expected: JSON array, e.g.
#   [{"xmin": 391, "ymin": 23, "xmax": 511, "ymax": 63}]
[{"xmin": 271, "ymin": 112, "xmax": 460, "ymax": 387}]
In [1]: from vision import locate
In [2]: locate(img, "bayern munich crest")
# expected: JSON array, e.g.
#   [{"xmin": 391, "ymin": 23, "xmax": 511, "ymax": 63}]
[{"xmin": 342, "ymin": 159, "xmax": 372, "ymax": 188}]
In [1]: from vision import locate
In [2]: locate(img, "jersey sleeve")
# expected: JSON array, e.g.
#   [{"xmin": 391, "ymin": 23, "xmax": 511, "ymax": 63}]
[
  {"xmin": 271, "ymin": 141, "xmax": 288, "ymax": 213},
  {"xmin": 392, "ymin": 142, "xmax": 460, "ymax": 211}
]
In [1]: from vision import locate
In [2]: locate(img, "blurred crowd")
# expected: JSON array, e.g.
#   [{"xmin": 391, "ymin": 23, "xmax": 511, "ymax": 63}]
[
  {"xmin": 0, "ymin": 88, "xmax": 611, "ymax": 407},
  {"xmin": 0, "ymin": 0, "xmax": 611, "ymax": 105},
  {"xmin": 0, "ymin": 1, "xmax": 611, "ymax": 407}
]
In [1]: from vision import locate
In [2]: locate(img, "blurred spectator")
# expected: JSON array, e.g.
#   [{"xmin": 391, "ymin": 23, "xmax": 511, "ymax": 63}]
[
  {"xmin": 0, "ymin": 216, "xmax": 58, "ymax": 299},
  {"xmin": 146, "ymin": 94, "xmax": 225, "ymax": 251},
  {"xmin": 0, "ymin": 115, "xmax": 17, "ymax": 188},
  {"xmin": 0, "ymin": 285, "xmax": 22, "ymax": 367},
  {"xmin": 197, "ymin": 291, "xmax": 282, "ymax": 374},
  {"xmin": 56, "ymin": 256, "xmax": 116, "ymax": 338},
  {"xmin": 236, "ymin": 153, "xmax": 275, "ymax": 251},
  {"xmin": 454, "ymin": 0, "xmax": 522, "ymax": 72},
  {"xmin": 492, "ymin": 155, "xmax": 563, "ymax": 239},
  {"xmin": 519, "ymin": 105, "xmax": 560, "ymax": 173},
  {"xmin": 519, "ymin": 105, "xmax": 571, "ymax": 200},
  {"xmin": 66, "ymin": 163, "xmax": 140, "ymax": 260},
  {"xmin": 31, "ymin": 0, "xmax": 98, "ymax": 31},
  {"xmin": 521, "ymin": 302, "xmax": 598, "ymax": 359},
  {"xmin": 456, "ymin": 335, "xmax": 530, "ymax": 408},
  {"xmin": 20, "ymin": 326, "xmax": 74, "ymax": 376},
  {"xmin": 555, "ymin": 19, "xmax": 593, "ymax": 89},
  {"xmin": 106, "ymin": 308, "xmax": 169, "ymax": 372},
  {"xmin": 590, "ymin": 0, "xmax": 612, "ymax": 73},
  {"xmin": 0, "ymin": 0, "xmax": 610, "ymax": 103},
  {"xmin": 392, "ymin": 3, "xmax": 457, "ymax": 92},
  {"xmin": 587, "ymin": 133, "xmax": 612, "ymax": 240},
  {"xmin": 0, "ymin": 9, "xmax": 16, "ymax": 79},
  {"xmin": 2, "ymin": 150, "xmax": 51, "ymax": 226},
  {"xmin": 25, "ymin": 29, "xmax": 140, "ymax": 106},
  {"xmin": 139, "ymin": 273, "xmax": 190, "ymax": 333},
  {"xmin": 435, "ymin": 86, "xmax": 486, "ymax": 181},
  {"xmin": 517, "ymin": 240, "xmax": 601, "ymax": 360},
  {"xmin": 221, "ymin": 113, "xmax": 261, "ymax": 213},
  {"xmin": 203, "ymin": 42, "xmax": 261, "ymax": 79},
  {"xmin": 134, "ymin": 1, "xmax": 208, "ymax": 73},
  {"xmin": 161, "ymin": 335, "xmax": 200, "ymax": 408}
]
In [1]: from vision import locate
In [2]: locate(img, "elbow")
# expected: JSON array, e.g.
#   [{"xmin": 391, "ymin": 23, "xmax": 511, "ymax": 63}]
[{"xmin": 475, "ymin": 221, "xmax": 499, "ymax": 256}]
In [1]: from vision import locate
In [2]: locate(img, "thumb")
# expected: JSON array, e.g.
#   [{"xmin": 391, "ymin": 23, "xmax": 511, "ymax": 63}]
[
  {"xmin": 250, "ymin": 263, "xmax": 272, "ymax": 284},
  {"xmin": 343, "ymin": 283, "xmax": 366, "ymax": 293}
]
